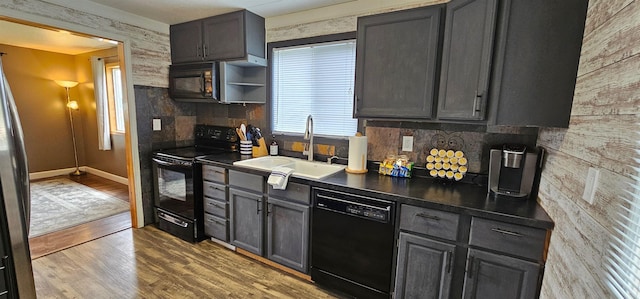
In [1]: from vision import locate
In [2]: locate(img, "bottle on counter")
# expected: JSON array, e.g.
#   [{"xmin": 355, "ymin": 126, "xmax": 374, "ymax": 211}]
[{"xmin": 270, "ymin": 136, "xmax": 279, "ymax": 156}]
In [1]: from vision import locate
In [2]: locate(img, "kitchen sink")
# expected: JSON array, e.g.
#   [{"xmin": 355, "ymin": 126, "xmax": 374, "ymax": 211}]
[{"xmin": 233, "ymin": 156, "xmax": 345, "ymax": 180}]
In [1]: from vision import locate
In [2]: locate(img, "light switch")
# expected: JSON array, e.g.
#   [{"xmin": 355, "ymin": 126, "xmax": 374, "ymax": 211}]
[
  {"xmin": 402, "ymin": 136, "xmax": 414, "ymax": 152},
  {"xmin": 582, "ymin": 167, "xmax": 599, "ymax": 205},
  {"xmin": 153, "ymin": 118, "xmax": 161, "ymax": 131}
]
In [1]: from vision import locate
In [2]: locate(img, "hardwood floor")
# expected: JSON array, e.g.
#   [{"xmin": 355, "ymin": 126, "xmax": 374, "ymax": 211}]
[
  {"xmin": 32, "ymin": 226, "xmax": 342, "ymax": 299},
  {"xmin": 29, "ymin": 174, "xmax": 132, "ymax": 258},
  {"xmin": 66, "ymin": 173, "xmax": 130, "ymax": 202}
]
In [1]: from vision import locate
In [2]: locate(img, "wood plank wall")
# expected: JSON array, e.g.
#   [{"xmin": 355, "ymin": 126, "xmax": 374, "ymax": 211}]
[
  {"xmin": 0, "ymin": 0, "xmax": 170, "ymax": 88},
  {"xmin": 537, "ymin": 0, "xmax": 640, "ymax": 297}
]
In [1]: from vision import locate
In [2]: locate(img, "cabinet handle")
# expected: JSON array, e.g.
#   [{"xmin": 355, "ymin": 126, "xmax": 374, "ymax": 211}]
[
  {"xmin": 202, "ymin": 44, "xmax": 207, "ymax": 58},
  {"xmin": 472, "ymin": 94, "xmax": 482, "ymax": 117},
  {"xmin": 267, "ymin": 203, "xmax": 272, "ymax": 215},
  {"xmin": 206, "ymin": 201, "xmax": 223, "ymax": 209},
  {"xmin": 256, "ymin": 197, "xmax": 262, "ymax": 214},
  {"xmin": 467, "ymin": 256, "xmax": 475, "ymax": 278},
  {"xmin": 200, "ymin": 73, "xmax": 205, "ymax": 94},
  {"xmin": 207, "ymin": 185, "xmax": 223, "ymax": 191},
  {"xmin": 491, "ymin": 228, "xmax": 524, "ymax": 237},
  {"xmin": 445, "ymin": 251, "xmax": 453, "ymax": 273},
  {"xmin": 196, "ymin": 44, "xmax": 200, "ymax": 57},
  {"xmin": 416, "ymin": 213, "xmax": 440, "ymax": 221}
]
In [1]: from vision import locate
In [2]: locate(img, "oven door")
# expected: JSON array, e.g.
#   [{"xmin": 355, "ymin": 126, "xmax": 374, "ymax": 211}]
[{"xmin": 152, "ymin": 157, "xmax": 195, "ymax": 220}]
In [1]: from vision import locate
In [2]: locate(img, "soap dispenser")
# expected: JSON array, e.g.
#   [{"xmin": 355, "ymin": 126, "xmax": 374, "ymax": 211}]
[{"xmin": 270, "ymin": 136, "xmax": 279, "ymax": 156}]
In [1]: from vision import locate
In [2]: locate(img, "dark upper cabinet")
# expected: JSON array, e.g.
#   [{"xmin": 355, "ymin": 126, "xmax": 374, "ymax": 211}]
[
  {"xmin": 355, "ymin": 0, "xmax": 587, "ymax": 127},
  {"xmin": 169, "ymin": 20, "xmax": 203, "ymax": 63},
  {"xmin": 170, "ymin": 10, "xmax": 265, "ymax": 63},
  {"xmin": 487, "ymin": 0, "xmax": 588, "ymax": 127},
  {"xmin": 437, "ymin": 0, "xmax": 497, "ymax": 121},
  {"xmin": 354, "ymin": 5, "xmax": 443, "ymax": 119}
]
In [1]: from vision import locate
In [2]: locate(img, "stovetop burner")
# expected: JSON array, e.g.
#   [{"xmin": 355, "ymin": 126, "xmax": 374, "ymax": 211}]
[
  {"xmin": 153, "ymin": 146, "xmax": 228, "ymax": 160},
  {"xmin": 153, "ymin": 125, "xmax": 238, "ymax": 161}
]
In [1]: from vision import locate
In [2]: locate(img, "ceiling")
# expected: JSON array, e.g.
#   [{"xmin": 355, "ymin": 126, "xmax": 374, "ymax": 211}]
[
  {"xmin": 86, "ymin": 0, "xmax": 354, "ymax": 25},
  {"xmin": 0, "ymin": 20, "xmax": 118, "ymax": 55},
  {"xmin": 0, "ymin": 0, "xmax": 353, "ymax": 55}
]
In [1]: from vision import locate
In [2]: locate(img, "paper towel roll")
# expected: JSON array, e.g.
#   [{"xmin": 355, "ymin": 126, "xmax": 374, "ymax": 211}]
[{"xmin": 346, "ymin": 136, "xmax": 368, "ymax": 173}]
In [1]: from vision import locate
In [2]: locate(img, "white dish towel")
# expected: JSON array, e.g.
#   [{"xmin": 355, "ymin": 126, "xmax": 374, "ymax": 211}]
[{"xmin": 267, "ymin": 166, "xmax": 295, "ymax": 190}]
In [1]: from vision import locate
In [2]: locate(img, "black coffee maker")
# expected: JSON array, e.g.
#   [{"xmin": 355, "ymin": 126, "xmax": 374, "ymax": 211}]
[{"xmin": 488, "ymin": 144, "xmax": 542, "ymax": 198}]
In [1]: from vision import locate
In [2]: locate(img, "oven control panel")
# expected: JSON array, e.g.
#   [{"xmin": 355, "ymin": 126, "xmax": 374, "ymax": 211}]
[{"xmin": 195, "ymin": 125, "xmax": 237, "ymax": 142}]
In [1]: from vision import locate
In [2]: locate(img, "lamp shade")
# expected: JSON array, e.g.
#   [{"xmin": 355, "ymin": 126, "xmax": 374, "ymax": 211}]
[{"xmin": 54, "ymin": 80, "xmax": 78, "ymax": 88}]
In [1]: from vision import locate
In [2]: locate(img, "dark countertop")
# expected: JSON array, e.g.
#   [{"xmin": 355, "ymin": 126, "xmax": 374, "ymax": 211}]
[{"xmin": 197, "ymin": 154, "xmax": 554, "ymax": 230}]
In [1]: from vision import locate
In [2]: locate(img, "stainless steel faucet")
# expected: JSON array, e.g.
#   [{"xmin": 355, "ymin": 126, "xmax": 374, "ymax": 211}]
[{"xmin": 303, "ymin": 115, "xmax": 313, "ymax": 161}]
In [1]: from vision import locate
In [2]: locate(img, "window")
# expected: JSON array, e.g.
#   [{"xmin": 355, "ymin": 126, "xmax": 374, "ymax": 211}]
[
  {"xmin": 606, "ymin": 174, "xmax": 640, "ymax": 298},
  {"xmin": 271, "ymin": 38, "xmax": 357, "ymax": 137},
  {"xmin": 104, "ymin": 62, "xmax": 125, "ymax": 133}
]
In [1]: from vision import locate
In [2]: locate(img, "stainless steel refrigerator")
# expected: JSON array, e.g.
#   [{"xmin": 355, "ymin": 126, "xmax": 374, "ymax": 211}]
[{"xmin": 0, "ymin": 55, "xmax": 37, "ymax": 298}]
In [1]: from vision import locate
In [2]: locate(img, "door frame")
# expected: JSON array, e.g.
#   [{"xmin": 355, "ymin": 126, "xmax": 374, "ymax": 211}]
[{"xmin": 1, "ymin": 12, "xmax": 145, "ymax": 227}]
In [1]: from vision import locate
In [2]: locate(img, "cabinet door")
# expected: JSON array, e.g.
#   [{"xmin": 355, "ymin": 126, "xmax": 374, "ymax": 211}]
[
  {"xmin": 463, "ymin": 249, "xmax": 541, "ymax": 299},
  {"xmin": 266, "ymin": 197, "xmax": 309, "ymax": 273},
  {"xmin": 229, "ymin": 188, "xmax": 263, "ymax": 255},
  {"xmin": 437, "ymin": 0, "xmax": 497, "ymax": 120},
  {"xmin": 170, "ymin": 20, "xmax": 203, "ymax": 63},
  {"xmin": 394, "ymin": 232, "xmax": 455, "ymax": 299},
  {"xmin": 354, "ymin": 6, "xmax": 442, "ymax": 119},
  {"xmin": 203, "ymin": 11, "xmax": 245, "ymax": 61}
]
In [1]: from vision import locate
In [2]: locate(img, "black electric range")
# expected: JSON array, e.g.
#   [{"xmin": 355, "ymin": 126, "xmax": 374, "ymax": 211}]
[{"xmin": 152, "ymin": 125, "xmax": 237, "ymax": 242}]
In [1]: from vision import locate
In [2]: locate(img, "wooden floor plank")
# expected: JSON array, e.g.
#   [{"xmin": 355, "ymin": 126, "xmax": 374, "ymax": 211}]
[{"xmin": 33, "ymin": 226, "xmax": 343, "ymax": 298}]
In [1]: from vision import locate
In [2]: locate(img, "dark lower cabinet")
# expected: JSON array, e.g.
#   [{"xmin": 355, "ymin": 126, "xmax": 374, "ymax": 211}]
[
  {"xmin": 395, "ymin": 205, "xmax": 549, "ymax": 299},
  {"xmin": 266, "ymin": 197, "xmax": 309, "ymax": 273},
  {"xmin": 228, "ymin": 170, "xmax": 311, "ymax": 274},
  {"xmin": 462, "ymin": 249, "xmax": 541, "ymax": 299},
  {"xmin": 394, "ymin": 232, "xmax": 455, "ymax": 299},
  {"xmin": 229, "ymin": 188, "xmax": 263, "ymax": 255}
]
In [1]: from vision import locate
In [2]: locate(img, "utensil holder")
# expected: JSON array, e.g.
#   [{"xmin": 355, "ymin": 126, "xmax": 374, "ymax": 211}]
[
  {"xmin": 252, "ymin": 138, "xmax": 269, "ymax": 157},
  {"xmin": 240, "ymin": 140, "xmax": 253, "ymax": 155}
]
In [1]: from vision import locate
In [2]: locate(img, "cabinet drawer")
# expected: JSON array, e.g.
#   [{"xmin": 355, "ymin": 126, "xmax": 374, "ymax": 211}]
[
  {"xmin": 203, "ymin": 165, "xmax": 226, "ymax": 183},
  {"xmin": 203, "ymin": 181, "xmax": 226, "ymax": 200},
  {"xmin": 204, "ymin": 197, "xmax": 226, "ymax": 218},
  {"xmin": 229, "ymin": 170, "xmax": 264, "ymax": 193},
  {"xmin": 399, "ymin": 205, "xmax": 459, "ymax": 241},
  {"xmin": 268, "ymin": 182, "xmax": 310, "ymax": 205},
  {"xmin": 204, "ymin": 213, "xmax": 227, "ymax": 241},
  {"xmin": 469, "ymin": 217, "xmax": 547, "ymax": 261}
]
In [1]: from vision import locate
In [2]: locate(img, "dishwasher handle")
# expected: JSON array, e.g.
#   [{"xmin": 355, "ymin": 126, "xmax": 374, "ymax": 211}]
[{"xmin": 315, "ymin": 193, "xmax": 393, "ymax": 223}]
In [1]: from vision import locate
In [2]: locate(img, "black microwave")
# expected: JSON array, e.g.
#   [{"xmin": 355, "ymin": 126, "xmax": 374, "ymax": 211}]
[{"xmin": 169, "ymin": 62, "xmax": 219, "ymax": 102}]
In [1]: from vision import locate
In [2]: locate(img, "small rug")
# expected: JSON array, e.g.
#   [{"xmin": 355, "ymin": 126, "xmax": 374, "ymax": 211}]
[{"xmin": 29, "ymin": 177, "xmax": 130, "ymax": 237}]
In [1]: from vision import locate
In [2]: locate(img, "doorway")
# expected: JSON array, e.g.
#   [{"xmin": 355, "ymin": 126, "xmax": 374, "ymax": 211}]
[{"xmin": 0, "ymin": 19, "xmax": 140, "ymax": 257}]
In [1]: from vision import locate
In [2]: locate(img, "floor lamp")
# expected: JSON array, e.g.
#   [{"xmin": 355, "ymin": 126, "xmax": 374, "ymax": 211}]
[{"xmin": 55, "ymin": 80, "xmax": 84, "ymax": 176}]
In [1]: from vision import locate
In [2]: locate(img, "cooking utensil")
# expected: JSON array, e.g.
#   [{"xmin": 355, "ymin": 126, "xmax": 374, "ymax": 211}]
[
  {"xmin": 240, "ymin": 124, "xmax": 246, "ymax": 137},
  {"xmin": 236, "ymin": 128, "xmax": 246, "ymax": 141}
]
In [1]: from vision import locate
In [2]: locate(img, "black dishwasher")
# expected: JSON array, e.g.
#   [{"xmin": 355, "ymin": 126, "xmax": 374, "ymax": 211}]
[{"xmin": 311, "ymin": 188, "xmax": 395, "ymax": 299}]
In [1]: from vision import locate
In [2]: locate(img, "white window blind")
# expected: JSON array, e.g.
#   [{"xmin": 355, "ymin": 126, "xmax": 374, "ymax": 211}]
[
  {"xmin": 607, "ymin": 161, "xmax": 640, "ymax": 299},
  {"xmin": 272, "ymin": 40, "xmax": 357, "ymax": 137}
]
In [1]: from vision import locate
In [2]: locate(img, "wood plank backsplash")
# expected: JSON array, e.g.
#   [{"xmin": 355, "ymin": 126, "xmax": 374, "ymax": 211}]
[{"xmin": 537, "ymin": 0, "xmax": 640, "ymax": 297}]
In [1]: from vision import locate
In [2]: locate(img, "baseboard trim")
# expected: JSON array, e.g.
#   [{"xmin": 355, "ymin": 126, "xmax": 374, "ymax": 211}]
[
  {"xmin": 84, "ymin": 167, "xmax": 129, "ymax": 186},
  {"xmin": 30, "ymin": 167, "xmax": 128, "ymax": 186},
  {"xmin": 29, "ymin": 167, "xmax": 84, "ymax": 180}
]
